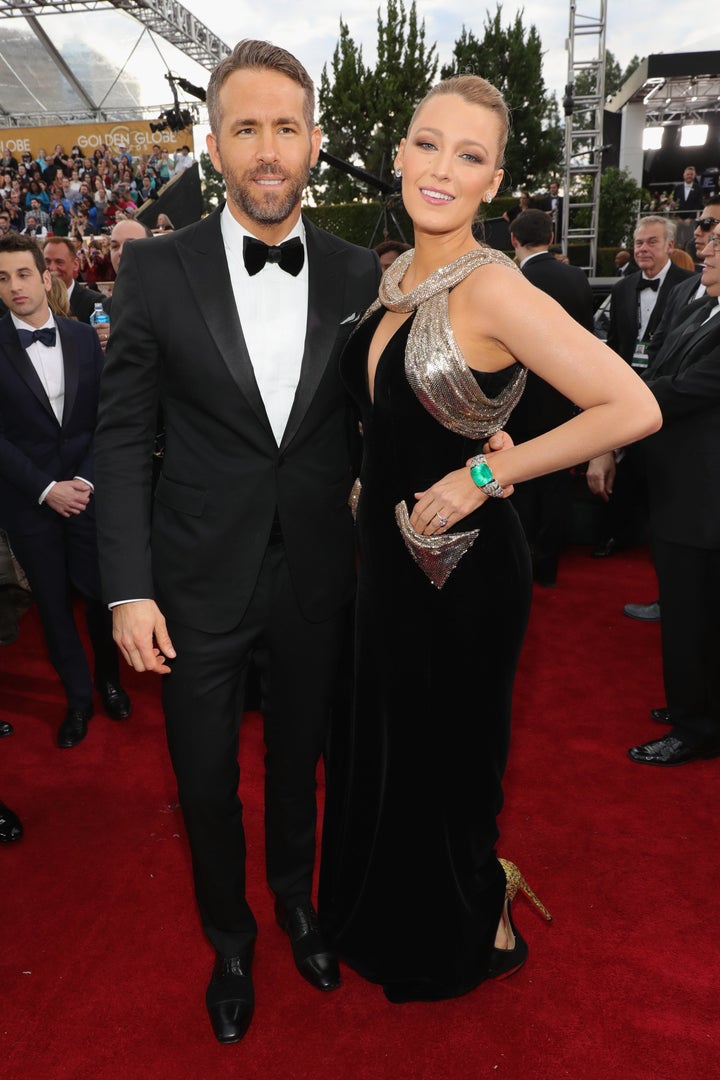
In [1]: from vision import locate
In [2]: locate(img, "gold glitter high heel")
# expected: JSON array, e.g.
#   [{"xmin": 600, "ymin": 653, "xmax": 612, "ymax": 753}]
[
  {"xmin": 499, "ymin": 859, "xmax": 552, "ymax": 923},
  {"xmin": 488, "ymin": 860, "xmax": 552, "ymax": 981}
]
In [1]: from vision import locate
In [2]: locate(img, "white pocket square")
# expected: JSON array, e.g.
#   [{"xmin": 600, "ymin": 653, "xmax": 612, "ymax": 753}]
[{"xmin": 340, "ymin": 312, "xmax": 360, "ymax": 325}]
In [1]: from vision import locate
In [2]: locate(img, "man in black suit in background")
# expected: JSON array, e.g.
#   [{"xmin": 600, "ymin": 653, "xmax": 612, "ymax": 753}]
[
  {"xmin": 591, "ymin": 215, "xmax": 696, "ymax": 556},
  {"xmin": 0, "ymin": 233, "xmax": 130, "ymax": 748},
  {"xmin": 94, "ymin": 41, "xmax": 379, "ymax": 1044},
  {"xmin": 672, "ymin": 165, "xmax": 705, "ymax": 249},
  {"xmin": 506, "ymin": 209, "xmax": 593, "ymax": 585},
  {"xmin": 626, "ymin": 223, "xmax": 720, "ymax": 766},
  {"xmin": 42, "ymin": 237, "xmax": 105, "ymax": 323}
]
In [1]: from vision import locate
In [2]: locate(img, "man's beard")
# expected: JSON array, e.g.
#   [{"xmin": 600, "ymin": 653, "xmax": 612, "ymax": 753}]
[{"xmin": 221, "ymin": 159, "xmax": 310, "ymax": 227}]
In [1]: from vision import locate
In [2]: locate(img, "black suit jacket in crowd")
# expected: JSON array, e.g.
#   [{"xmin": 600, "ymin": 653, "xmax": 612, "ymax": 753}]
[
  {"xmin": 647, "ymin": 272, "xmax": 703, "ymax": 365},
  {"xmin": 70, "ymin": 280, "xmax": 107, "ymax": 324},
  {"xmin": 0, "ymin": 313, "xmax": 104, "ymax": 534},
  {"xmin": 641, "ymin": 299, "xmax": 720, "ymax": 549},
  {"xmin": 606, "ymin": 262, "xmax": 696, "ymax": 365},
  {"xmin": 505, "ymin": 251, "xmax": 594, "ymax": 441},
  {"xmin": 672, "ymin": 181, "xmax": 705, "ymax": 217},
  {"xmin": 94, "ymin": 210, "xmax": 380, "ymax": 633}
]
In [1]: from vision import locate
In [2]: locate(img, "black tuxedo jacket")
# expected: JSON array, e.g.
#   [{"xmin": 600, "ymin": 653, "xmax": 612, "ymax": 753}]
[
  {"xmin": 94, "ymin": 211, "xmax": 380, "ymax": 632},
  {"xmin": 672, "ymin": 181, "xmax": 704, "ymax": 216},
  {"xmin": 606, "ymin": 263, "xmax": 695, "ymax": 365},
  {"xmin": 647, "ymin": 272, "xmax": 703, "ymax": 364},
  {"xmin": 0, "ymin": 313, "xmax": 104, "ymax": 533},
  {"xmin": 70, "ymin": 280, "xmax": 107, "ymax": 324},
  {"xmin": 506, "ymin": 251, "xmax": 593, "ymax": 441},
  {"xmin": 642, "ymin": 301, "xmax": 720, "ymax": 548}
]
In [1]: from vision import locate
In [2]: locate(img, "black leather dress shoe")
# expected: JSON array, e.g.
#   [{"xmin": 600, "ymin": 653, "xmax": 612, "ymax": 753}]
[
  {"xmin": 206, "ymin": 945, "xmax": 254, "ymax": 1044},
  {"xmin": 0, "ymin": 720, "xmax": 14, "ymax": 738},
  {"xmin": 650, "ymin": 707, "xmax": 671, "ymax": 724},
  {"xmin": 0, "ymin": 801, "xmax": 23, "ymax": 842},
  {"xmin": 628, "ymin": 733, "xmax": 720, "ymax": 766},
  {"xmin": 590, "ymin": 538, "xmax": 616, "ymax": 558},
  {"xmin": 57, "ymin": 707, "xmax": 93, "ymax": 748},
  {"xmin": 275, "ymin": 900, "xmax": 341, "ymax": 991},
  {"xmin": 98, "ymin": 682, "xmax": 132, "ymax": 720}
]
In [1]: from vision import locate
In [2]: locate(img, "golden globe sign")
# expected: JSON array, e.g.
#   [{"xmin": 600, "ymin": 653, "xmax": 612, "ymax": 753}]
[{"xmin": 0, "ymin": 121, "xmax": 194, "ymax": 159}]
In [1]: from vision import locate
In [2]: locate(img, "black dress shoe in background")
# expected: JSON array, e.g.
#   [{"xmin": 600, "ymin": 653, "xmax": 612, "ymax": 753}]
[
  {"xmin": 628, "ymin": 733, "xmax": 720, "ymax": 767},
  {"xmin": 98, "ymin": 682, "xmax": 132, "ymax": 721},
  {"xmin": 0, "ymin": 801, "xmax": 23, "ymax": 842},
  {"xmin": 650, "ymin": 707, "xmax": 671, "ymax": 724},
  {"xmin": 206, "ymin": 945, "xmax": 254, "ymax": 1044},
  {"xmin": 0, "ymin": 720, "xmax": 14, "ymax": 738},
  {"xmin": 57, "ymin": 707, "xmax": 93, "ymax": 748},
  {"xmin": 591, "ymin": 537, "xmax": 616, "ymax": 559},
  {"xmin": 623, "ymin": 601, "xmax": 661, "ymax": 622},
  {"xmin": 275, "ymin": 899, "xmax": 341, "ymax": 991}
]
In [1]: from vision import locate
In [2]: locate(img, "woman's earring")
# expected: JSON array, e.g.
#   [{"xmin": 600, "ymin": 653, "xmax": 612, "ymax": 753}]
[
  {"xmin": 394, "ymin": 168, "xmax": 402, "ymax": 178},
  {"xmin": 485, "ymin": 192, "xmax": 493, "ymax": 204}
]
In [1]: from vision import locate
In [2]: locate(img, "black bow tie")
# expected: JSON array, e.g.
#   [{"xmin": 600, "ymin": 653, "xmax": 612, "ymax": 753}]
[
  {"xmin": 17, "ymin": 326, "xmax": 56, "ymax": 349},
  {"xmin": 638, "ymin": 278, "xmax": 660, "ymax": 292},
  {"xmin": 243, "ymin": 235, "xmax": 304, "ymax": 277}
]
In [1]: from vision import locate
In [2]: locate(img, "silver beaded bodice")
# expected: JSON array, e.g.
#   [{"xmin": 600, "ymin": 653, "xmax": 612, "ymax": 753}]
[{"xmin": 364, "ymin": 246, "xmax": 527, "ymax": 438}]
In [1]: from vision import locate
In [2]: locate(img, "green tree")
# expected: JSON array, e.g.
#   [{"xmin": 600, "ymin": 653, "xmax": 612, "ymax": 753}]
[
  {"xmin": 315, "ymin": 1, "xmax": 437, "ymax": 205},
  {"xmin": 441, "ymin": 7, "xmax": 563, "ymax": 192},
  {"xmin": 597, "ymin": 166, "xmax": 644, "ymax": 247},
  {"xmin": 199, "ymin": 150, "xmax": 225, "ymax": 213}
]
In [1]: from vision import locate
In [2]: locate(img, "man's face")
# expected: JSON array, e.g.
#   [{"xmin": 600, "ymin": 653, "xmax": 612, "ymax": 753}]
[
  {"xmin": 207, "ymin": 68, "xmax": 321, "ymax": 241},
  {"xmin": 634, "ymin": 222, "xmax": 671, "ymax": 278},
  {"xmin": 109, "ymin": 220, "xmax": 147, "ymax": 274},
  {"xmin": 549, "ymin": 182, "xmax": 559, "ymax": 196},
  {"xmin": 614, "ymin": 251, "xmax": 629, "ymax": 268},
  {"xmin": 700, "ymin": 222, "xmax": 720, "ymax": 298},
  {"xmin": 0, "ymin": 251, "xmax": 52, "ymax": 324},
  {"xmin": 683, "ymin": 166, "xmax": 696, "ymax": 184},
  {"xmin": 694, "ymin": 207, "xmax": 720, "ymax": 249},
  {"xmin": 43, "ymin": 242, "xmax": 78, "ymax": 287}
]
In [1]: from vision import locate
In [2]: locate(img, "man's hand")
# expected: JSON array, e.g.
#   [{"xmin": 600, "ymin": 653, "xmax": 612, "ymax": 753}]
[
  {"xmin": 45, "ymin": 479, "xmax": 92, "ymax": 517},
  {"xmin": 112, "ymin": 599, "xmax": 176, "ymax": 675},
  {"xmin": 587, "ymin": 452, "xmax": 616, "ymax": 502},
  {"xmin": 94, "ymin": 319, "xmax": 110, "ymax": 352}
]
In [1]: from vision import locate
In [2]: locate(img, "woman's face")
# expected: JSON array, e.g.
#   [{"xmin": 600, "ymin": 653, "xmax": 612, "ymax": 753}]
[{"xmin": 395, "ymin": 94, "xmax": 503, "ymax": 238}]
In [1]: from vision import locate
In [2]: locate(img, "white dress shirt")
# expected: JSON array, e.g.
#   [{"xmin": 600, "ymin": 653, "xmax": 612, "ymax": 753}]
[
  {"xmin": 638, "ymin": 259, "xmax": 672, "ymax": 339},
  {"xmin": 220, "ymin": 205, "xmax": 308, "ymax": 444}
]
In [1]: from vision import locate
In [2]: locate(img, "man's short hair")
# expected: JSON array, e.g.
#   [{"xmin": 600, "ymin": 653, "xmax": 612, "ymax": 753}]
[
  {"xmin": 206, "ymin": 39, "xmax": 315, "ymax": 136},
  {"xmin": 43, "ymin": 236, "xmax": 78, "ymax": 261},
  {"xmin": 509, "ymin": 208, "xmax": 553, "ymax": 248},
  {"xmin": 635, "ymin": 215, "xmax": 675, "ymax": 244},
  {"xmin": 0, "ymin": 231, "xmax": 47, "ymax": 275}
]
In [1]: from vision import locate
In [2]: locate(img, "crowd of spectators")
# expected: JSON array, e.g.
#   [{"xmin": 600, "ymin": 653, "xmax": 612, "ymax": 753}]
[{"xmin": 0, "ymin": 141, "xmax": 190, "ymax": 282}]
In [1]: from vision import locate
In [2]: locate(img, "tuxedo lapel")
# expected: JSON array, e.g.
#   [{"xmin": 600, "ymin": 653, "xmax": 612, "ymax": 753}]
[
  {"xmin": 675, "ymin": 306, "xmax": 720, "ymax": 373},
  {"xmin": 174, "ymin": 211, "xmax": 274, "ymax": 440},
  {"xmin": 0, "ymin": 318, "xmax": 58, "ymax": 424},
  {"xmin": 57, "ymin": 320, "xmax": 79, "ymax": 427},
  {"xmin": 279, "ymin": 219, "xmax": 346, "ymax": 452}
]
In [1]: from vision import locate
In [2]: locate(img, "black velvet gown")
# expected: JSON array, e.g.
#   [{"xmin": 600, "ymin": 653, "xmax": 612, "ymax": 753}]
[{"xmin": 319, "ymin": 308, "xmax": 533, "ymax": 1003}]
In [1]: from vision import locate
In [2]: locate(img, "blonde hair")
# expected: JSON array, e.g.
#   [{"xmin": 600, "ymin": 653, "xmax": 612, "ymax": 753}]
[
  {"xmin": 47, "ymin": 275, "xmax": 72, "ymax": 319},
  {"xmin": 409, "ymin": 75, "xmax": 510, "ymax": 168}
]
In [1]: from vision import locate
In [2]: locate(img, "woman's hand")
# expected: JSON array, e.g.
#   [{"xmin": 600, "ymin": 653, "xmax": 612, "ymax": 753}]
[{"xmin": 411, "ymin": 468, "xmax": 487, "ymax": 536}]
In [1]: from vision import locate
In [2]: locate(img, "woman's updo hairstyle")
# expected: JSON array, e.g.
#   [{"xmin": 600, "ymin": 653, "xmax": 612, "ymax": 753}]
[{"xmin": 409, "ymin": 75, "xmax": 510, "ymax": 169}]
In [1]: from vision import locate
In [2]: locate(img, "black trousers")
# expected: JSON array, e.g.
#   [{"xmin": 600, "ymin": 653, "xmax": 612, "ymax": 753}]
[
  {"xmin": 653, "ymin": 537, "xmax": 720, "ymax": 746},
  {"xmin": 7, "ymin": 509, "xmax": 118, "ymax": 710},
  {"xmin": 162, "ymin": 542, "xmax": 351, "ymax": 958},
  {"xmin": 511, "ymin": 469, "xmax": 572, "ymax": 583}
]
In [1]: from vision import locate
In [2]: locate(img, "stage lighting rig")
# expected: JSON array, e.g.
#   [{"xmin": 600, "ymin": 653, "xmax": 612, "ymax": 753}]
[{"xmin": 150, "ymin": 73, "xmax": 196, "ymax": 133}]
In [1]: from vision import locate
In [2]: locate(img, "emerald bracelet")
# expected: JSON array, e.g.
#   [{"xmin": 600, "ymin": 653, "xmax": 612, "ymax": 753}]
[{"xmin": 468, "ymin": 454, "xmax": 505, "ymax": 498}]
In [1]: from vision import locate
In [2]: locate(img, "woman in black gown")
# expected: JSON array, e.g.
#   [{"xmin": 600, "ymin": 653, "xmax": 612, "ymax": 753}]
[{"xmin": 319, "ymin": 75, "xmax": 661, "ymax": 1003}]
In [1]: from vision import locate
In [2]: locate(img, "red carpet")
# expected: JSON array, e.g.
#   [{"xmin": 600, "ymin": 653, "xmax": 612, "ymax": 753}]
[{"xmin": 2, "ymin": 547, "xmax": 718, "ymax": 1079}]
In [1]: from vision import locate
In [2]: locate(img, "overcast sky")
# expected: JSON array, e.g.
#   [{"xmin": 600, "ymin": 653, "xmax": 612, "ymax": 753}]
[{"xmin": 27, "ymin": 0, "xmax": 707, "ymax": 121}]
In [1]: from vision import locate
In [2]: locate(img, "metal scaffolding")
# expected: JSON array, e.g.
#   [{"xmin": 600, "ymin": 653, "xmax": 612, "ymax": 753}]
[
  {"xmin": 562, "ymin": 0, "xmax": 607, "ymax": 275},
  {"xmin": 0, "ymin": 0, "xmax": 230, "ymax": 124}
]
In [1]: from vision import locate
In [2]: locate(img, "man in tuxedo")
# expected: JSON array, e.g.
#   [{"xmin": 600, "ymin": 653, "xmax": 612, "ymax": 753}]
[
  {"xmin": 42, "ymin": 238, "xmax": 105, "ymax": 323},
  {"xmin": 672, "ymin": 165, "xmax": 705, "ymax": 248},
  {"xmin": 506, "ymin": 209, "xmax": 593, "ymax": 585},
  {"xmin": 94, "ymin": 40, "xmax": 379, "ymax": 1044},
  {"xmin": 592, "ymin": 216, "xmax": 696, "ymax": 555},
  {"xmin": 626, "ymin": 223, "xmax": 720, "ymax": 766},
  {"xmin": 540, "ymin": 179, "xmax": 563, "ymax": 243},
  {"xmin": 0, "ymin": 233, "xmax": 130, "ymax": 748}
]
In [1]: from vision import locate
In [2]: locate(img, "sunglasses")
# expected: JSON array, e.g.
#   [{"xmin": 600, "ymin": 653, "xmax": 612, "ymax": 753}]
[{"xmin": 696, "ymin": 216, "xmax": 720, "ymax": 232}]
